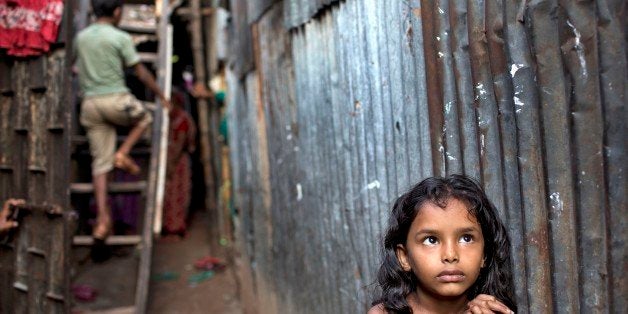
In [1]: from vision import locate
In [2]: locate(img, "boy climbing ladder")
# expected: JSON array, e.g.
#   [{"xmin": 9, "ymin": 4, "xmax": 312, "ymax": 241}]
[{"xmin": 74, "ymin": 0, "xmax": 170, "ymax": 261}]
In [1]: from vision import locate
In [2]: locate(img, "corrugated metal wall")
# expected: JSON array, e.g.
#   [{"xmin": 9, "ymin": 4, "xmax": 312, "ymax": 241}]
[
  {"xmin": 226, "ymin": 0, "xmax": 626, "ymax": 313},
  {"xmin": 0, "ymin": 3, "xmax": 73, "ymax": 313},
  {"xmin": 0, "ymin": 47, "xmax": 72, "ymax": 314}
]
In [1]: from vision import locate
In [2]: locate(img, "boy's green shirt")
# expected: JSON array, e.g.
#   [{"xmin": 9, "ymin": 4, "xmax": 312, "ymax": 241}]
[{"xmin": 75, "ymin": 23, "xmax": 140, "ymax": 96}]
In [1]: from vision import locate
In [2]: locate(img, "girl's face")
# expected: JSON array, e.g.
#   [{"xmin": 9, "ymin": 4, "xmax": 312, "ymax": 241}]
[{"xmin": 396, "ymin": 198, "xmax": 485, "ymax": 300}]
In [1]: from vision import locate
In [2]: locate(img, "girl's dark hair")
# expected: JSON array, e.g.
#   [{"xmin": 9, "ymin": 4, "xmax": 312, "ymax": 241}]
[
  {"xmin": 373, "ymin": 175, "xmax": 517, "ymax": 313},
  {"xmin": 91, "ymin": 0, "xmax": 123, "ymax": 18}
]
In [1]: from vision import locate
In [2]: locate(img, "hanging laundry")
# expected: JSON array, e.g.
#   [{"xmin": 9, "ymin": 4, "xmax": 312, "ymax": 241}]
[{"xmin": 0, "ymin": 0, "xmax": 64, "ymax": 57}]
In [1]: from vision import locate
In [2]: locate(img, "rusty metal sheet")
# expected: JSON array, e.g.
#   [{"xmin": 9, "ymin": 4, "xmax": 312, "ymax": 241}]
[
  {"xmin": 228, "ymin": 0, "xmax": 255, "ymax": 78},
  {"xmin": 450, "ymin": 0, "xmax": 481, "ymax": 181},
  {"xmin": 596, "ymin": 0, "xmax": 627, "ymax": 312},
  {"xmin": 467, "ymin": 0, "xmax": 506, "ymax": 219},
  {"xmin": 528, "ymin": 1, "xmax": 580, "ymax": 312},
  {"xmin": 559, "ymin": 1, "xmax": 611, "ymax": 311},
  {"xmin": 0, "ymin": 55, "xmax": 13, "ymax": 93},
  {"xmin": 227, "ymin": 0, "xmax": 625, "ymax": 312},
  {"xmin": 0, "ymin": 95, "xmax": 15, "ymax": 171},
  {"xmin": 13, "ymin": 62, "xmax": 29, "ymax": 132},
  {"xmin": 404, "ymin": 0, "xmax": 433, "ymax": 181},
  {"xmin": 434, "ymin": 0, "xmax": 463, "ymax": 174},
  {"xmin": 28, "ymin": 92, "xmax": 48, "ymax": 173},
  {"xmin": 419, "ymin": 0, "xmax": 445, "ymax": 177},
  {"xmin": 46, "ymin": 50, "xmax": 67, "ymax": 130},
  {"xmin": 485, "ymin": 0, "xmax": 528, "ymax": 310},
  {"xmin": 255, "ymin": 4, "xmax": 301, "ymax": 312},
  {"xmin": 504, "ymin": 0, "xmax": 553, "ymax": 312},
  {"xmin": 0, "ymin": 37, "xmax": 71, "ymax": 314},
  {"xmin": 283, "ymin": 0, "xmax": 339, "ymax": 29},
  {"xmin": 247, "ymin": 0, "xmax": 279, "ymax": 24}
]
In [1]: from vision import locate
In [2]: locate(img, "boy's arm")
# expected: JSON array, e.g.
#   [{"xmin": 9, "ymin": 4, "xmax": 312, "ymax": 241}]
[{"xmin": 133, "ymin": 63, "xmax": 172, "ymax": 109}]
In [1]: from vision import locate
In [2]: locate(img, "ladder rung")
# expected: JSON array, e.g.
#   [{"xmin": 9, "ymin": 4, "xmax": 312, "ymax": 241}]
[
  {"xmin": 118, "ymin": 24, "xmax": 156, "ymax": 34},
  {"xmin": 73, "ymin": 235, "xmax": 142, "ymax": 246},
  {"xmin": 72, "ymin": 147, "xmax": 152, "ymax": 157},
  {"xmin": 71, "ymin": 135, "xmax": 150, "ymax": 146},
  {"xmin": 138, "ymin": 52, "xmax": 157, "ymax": 63},
  {"xmin": 70, "ymin": 181, "xmax": 147, "ymax": 194}
]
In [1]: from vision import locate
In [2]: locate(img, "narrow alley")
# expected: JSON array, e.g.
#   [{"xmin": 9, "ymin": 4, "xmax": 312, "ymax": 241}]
[{"xmin": 0, "ymin": 0, "xmax": 625, "ymax": 313}]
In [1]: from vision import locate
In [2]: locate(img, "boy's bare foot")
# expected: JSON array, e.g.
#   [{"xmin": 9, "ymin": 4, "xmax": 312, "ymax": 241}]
[
  {"xmin": 93, "ymin": 215, "xmax": 112, "ymax": 240},
  {"xmin": 114, "ymin": 153, "xmax": 140, "ymax": 175}
]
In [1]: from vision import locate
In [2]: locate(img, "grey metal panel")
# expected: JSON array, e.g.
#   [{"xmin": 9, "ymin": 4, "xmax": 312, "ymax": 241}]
[
  {"xmin": 485, "ymin": 0, "xmax": 528, "ymax": 310},
  {"xmin": 504, "ymin": 1, "xmax": 553, "ymax": 312},
  {"xmin": 434, "ymin": 0, "xmax": 463, "ymax": 174},
  {"xmin": 467, "ymin": 0, "xmax": 505, "ymax": 220},
  {"xmin": 596, "ymin": 0, "xmax": 627, "ymax": 312},
  {"xmin": 528, "ymin": 1, "xmax": 580, "ymax": 311},
  {"xmin": 0, "ymin": 50, "xmax": 71, "ymax": 313},
  {"xmin": 227, "ymin": 0, "xmax": 626, "ymax": 312},
  {"xmin": 450, "ymin": 0, "xmax": 481, "ymax": 181},
  {"xmin": 229, "ymin": 0, "xmax": 254, "ymax": 78},
  {"xmin": 419, "ymin": 0, "xmax": 445, "ymax": 177},
  {"xmin": 283, "ymin": 0, "xmax": 340, "ymax": 29},
  {"xmin": 559, "ymin": 1, "xmax": 610, "ymax": 311},
  {"xmin": 247, "ymin": 0, "xmax": 279, "ymax": 24}
]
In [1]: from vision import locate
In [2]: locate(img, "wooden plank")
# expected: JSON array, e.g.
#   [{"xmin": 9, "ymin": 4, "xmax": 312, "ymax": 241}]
[
  {"xmin": 151, "ymin": 25, "xmax": 172, "ymax": 235},
  {"xmin": 73, "ymin": 235, "xmax": 142, "ymax": 246},
  {"xmin": 135, "ymin": 0, "xmax": 172, "ymax": 311},
  {"xmin": 138, "ymin": 52, "xmax": 158, "ymax": 64},
  {"xmin": 70, "ymin": 181, "xmax": 147, "ymax": 194},
  {"xmin": 71, "ymin": 135, "xmax": 151, "ymax": 146},
  {"xmin": 188, "ymin": 0, "xmax": 218, "ymax": 246},
  {"xmin": 85, "ymin": 306, "xmax": 136, "ymax": 314}
]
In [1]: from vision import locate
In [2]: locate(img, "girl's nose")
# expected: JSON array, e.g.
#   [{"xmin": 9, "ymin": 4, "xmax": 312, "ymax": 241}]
[{"xmin": 442, "ymin": 242, "xmax": 459, "ymax": 263}]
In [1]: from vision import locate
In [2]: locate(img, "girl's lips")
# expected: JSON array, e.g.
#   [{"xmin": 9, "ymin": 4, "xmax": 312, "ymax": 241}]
[{"xmin": 436, "ymin": 270, "xmax": 465, "ymax": 282}]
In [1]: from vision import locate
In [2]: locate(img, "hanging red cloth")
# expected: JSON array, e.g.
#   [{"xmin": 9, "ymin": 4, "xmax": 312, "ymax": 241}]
[{"xmin": 0, "ymin": 0, "xmax": 64, "ymax": 57}]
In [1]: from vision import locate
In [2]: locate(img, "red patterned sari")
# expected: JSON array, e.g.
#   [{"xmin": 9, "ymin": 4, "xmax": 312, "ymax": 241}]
[{"xmin": 162, "ymin": 107, "xmax": 196, "ymax": 235}]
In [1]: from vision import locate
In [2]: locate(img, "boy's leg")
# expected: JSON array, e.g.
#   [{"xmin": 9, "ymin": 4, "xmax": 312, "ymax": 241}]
[
  {"xmin": 113, "ymin": 94, "xmax": 153, "ymax": 175},
  {"xmin": 92, "ymin": 172, "xmax": 111, "ymax": 239},
  {"xmin": 114, "ymin": 121, "xmax": 148, "ymax": 175},
  {"xmin": 81, "ymin": 97, "xmax": 117, "ymax": 239}
]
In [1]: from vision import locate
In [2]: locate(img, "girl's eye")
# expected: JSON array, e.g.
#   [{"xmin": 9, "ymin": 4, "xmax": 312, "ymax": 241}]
[
  {"xmin": 459, "ymin": 234, "xmax": 473, "ymax": 243},
  {"xmin": 422, "ymin": 236, "xmax": 438, "ymax": 245}
]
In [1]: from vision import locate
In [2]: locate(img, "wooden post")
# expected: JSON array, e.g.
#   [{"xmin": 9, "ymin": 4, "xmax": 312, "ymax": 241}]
[
  {"xmin": 135, "ymin": 0, "xmax": 172, "ymax": 312},
  {"xmin": 190, "ymin": 0, "xmax": 219, "ymax": 253}
]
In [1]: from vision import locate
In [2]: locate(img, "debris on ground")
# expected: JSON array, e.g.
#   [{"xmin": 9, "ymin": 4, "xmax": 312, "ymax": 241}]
[
  {"xmin": 193, "ymin": 256, "xmax": 226, "ymax": 272},
  {"xmin": 188, "ymin": 270, "xmax": 215, "ymax": 286},
  {"xmin": 72, "ymin": 284, "xmax": 98, "ymax": 302},
  {"xmin": 151, "ymin": 271, "xmax": 180, "ymax": 282}
]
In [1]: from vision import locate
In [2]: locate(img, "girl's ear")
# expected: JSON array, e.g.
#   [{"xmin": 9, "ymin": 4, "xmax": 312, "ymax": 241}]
[
  {"xmin": 481, "ymin": 256, "xmax": 486, "ymax": 268},
  {"xmin": 395, "ymin": 244, "xmax": 412, "ymax": 272}
]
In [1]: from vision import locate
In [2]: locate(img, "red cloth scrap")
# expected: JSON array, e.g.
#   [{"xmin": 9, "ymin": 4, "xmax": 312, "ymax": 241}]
[{"xmin": 0, "ymin": 0, "xmax": 64, "ymax": 57}]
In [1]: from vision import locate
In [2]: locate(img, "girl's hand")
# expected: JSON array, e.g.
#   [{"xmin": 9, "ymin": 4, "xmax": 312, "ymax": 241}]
[{"xmin": 464, "ymin": 294, "xmax": 514, "ymax": 314}]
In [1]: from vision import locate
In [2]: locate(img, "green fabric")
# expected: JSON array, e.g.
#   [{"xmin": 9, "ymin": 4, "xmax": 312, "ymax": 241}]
[{"xmin": 75, "ymin": 23, "xmax": 140, "ymax": 96}]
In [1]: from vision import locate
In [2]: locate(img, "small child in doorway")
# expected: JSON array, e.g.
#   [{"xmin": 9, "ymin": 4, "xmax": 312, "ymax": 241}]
[{"xmin": 370, "ymin": 175, "xmax": 516, "ymax": 314}]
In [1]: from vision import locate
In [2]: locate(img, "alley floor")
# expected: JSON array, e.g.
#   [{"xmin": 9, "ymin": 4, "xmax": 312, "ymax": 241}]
[
  {"xmin": 71, "ymin": 210, "xmax": 242, "ymax": 313},
  {"xmin": 147, "ymin": 210, "xmax": 242, "ymax": 313}
]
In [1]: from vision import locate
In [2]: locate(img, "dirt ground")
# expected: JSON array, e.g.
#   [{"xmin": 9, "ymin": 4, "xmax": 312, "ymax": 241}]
[
  {"xmin": 147, "ymin": 210, "xmax": 242, "ymax": 313},
  {"xmin": 71, "ymin": 210, "xmax": 242, "ymax": 313}
]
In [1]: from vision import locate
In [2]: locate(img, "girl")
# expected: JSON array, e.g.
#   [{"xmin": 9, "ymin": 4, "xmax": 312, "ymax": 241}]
[{"xmin": 370, "ymin": 175, "xmax": 516, "ymax": 314}]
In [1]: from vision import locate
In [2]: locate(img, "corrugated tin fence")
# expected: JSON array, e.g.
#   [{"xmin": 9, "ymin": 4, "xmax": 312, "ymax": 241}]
[
  {"xmin": 0, "ymin": 28, "xmax": 72, "ymax": 314},
  {"xmin": 226, "ymin": 0, "xmax": 626, "ymax": 313}
]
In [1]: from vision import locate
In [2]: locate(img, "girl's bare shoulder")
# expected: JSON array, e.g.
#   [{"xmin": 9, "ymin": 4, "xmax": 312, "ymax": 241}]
[{"xmin": 367, "ymin": 304, "xmax": 387, "ymax": 314}]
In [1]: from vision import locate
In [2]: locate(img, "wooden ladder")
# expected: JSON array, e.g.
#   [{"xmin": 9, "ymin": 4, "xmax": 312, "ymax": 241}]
[{"xmin": 69, "ymin": 1, "xmax": 174, "ymax": 313}]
